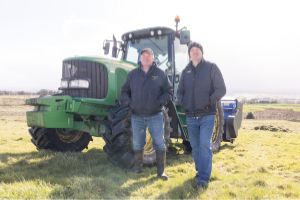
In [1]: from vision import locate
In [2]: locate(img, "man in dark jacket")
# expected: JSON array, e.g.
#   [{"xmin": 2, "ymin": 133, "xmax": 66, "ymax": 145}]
[
  {"xmin": 121, "ymin": 48, "xmax": 172, "ymax": 180},
  {"xmin": 177, "ymin": 42, "xmax": 226, "ymax": 188}
]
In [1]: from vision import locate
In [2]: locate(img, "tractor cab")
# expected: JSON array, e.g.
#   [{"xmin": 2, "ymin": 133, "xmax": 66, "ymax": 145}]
[{"xmin": 103, "ymin": 18, "xmax": 191, "ymax": 100}]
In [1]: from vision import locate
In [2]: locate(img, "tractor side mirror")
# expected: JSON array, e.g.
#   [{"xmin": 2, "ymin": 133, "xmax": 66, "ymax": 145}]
[
  {"xmin": 180, "ymin": 30, "xmax": 190, "ymax": 44},
  {"xmin": 103, "ymin": 41, "xmax": 110, "ymax": 55},
  {"xmin": 112, "ymin": 35, "xmax": 118, "ymax": 58},
  {"xmin": 112, "ymin": 46, "xmax": 118, "ymax": 58}
]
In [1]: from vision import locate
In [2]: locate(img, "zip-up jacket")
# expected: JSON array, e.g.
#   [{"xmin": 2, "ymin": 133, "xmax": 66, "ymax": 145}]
[
  {"xmin": 177, "ymin": 59, "xmax": 226, "ymax": 116},
  {"xmin": 121, "ymin": 62, "xmax": 172, "ymax": 116}
]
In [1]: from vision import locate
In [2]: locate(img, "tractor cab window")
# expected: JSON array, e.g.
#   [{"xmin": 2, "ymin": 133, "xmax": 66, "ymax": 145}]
[
  {"xmin": 174, "ymin": 38, "xmax": 189, "ymax": 73},
  {"xmin": 125, "ymin": 36, "xmax": 169, "ymax": 71},
  {"xmin": 173, "ymin": 38, "xmax": 189, "ymax": 101}
]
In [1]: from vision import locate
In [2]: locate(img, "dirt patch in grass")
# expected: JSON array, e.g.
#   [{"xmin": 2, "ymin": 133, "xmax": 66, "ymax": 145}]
[
  {"xmin": 253, "ymin": 108, "xmax": 300, "ymax": 121},
  {"xmin": 254, "ymin": 125, "xmax": 292, "ymax": 132}
]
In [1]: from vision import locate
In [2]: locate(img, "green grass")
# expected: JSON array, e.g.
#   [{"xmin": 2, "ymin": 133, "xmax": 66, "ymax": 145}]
[
  {"xmin": 1, "ymin": 98, "xmax": 300, "ymax": 199},
  {"xmin": 1, "ymin": 119, "xmax": 300, "ymax": 199}
]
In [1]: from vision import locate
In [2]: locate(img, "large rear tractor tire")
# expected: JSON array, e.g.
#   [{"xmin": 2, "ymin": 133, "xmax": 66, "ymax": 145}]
[
  {"xmin": 211, "ymin": 101, "xmax": 224, "ymax": 152},
  {"xmin": 183, "ymin": 101, "xmax": 224, "ymax": 153},
  {"xmin": 29, "ymin": 127, "xmax": 92, "ymax": 152},
  {"xmin": 103, "ymin": 104, "xmax": 172, "ymax": 168}
]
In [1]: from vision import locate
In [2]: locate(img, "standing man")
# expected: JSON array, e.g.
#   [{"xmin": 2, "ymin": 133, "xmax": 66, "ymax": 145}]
[
  {"xmin": 121, "ymin": 48, "xmax": 172, "ymax": 180},
  {"xmin": 177, "ymin": 42, "xmax": 226, "ymax": 188}
]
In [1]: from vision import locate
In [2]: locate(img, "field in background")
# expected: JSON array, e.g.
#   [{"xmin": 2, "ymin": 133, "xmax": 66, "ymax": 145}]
[
  {"xmin": 0, "ymin": 96, "xmax": 299, "ymax": 199},
  {"xmin": 243, "ymin": 103, "xmax": 300, "ymax": 113}
]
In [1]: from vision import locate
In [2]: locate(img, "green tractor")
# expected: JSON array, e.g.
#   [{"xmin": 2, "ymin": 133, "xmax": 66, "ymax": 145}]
[{"xmin": 26, "ymin": 18, "xmax": 243, "ymax": 168}]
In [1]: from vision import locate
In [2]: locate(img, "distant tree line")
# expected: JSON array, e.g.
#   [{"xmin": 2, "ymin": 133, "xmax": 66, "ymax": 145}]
[
  {"xmin": 241, "ymin": 98, "xmax": 300, "ymax": 104},
  {"xmin": 0, "ymin": 89, "xmax": 59, "ymax": 96},
  {"xmin": 246, "ymin": 98, "xmax": 278, "ymax": 104}
]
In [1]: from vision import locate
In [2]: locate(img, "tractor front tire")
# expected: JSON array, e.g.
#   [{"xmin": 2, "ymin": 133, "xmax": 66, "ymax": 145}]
[{"xmin": 29, "ymin": 127, "xmax": 92, "ymax": 152}]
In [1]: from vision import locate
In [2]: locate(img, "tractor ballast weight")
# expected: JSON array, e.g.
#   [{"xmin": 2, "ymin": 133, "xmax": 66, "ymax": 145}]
[
  {"xmin": 25, "ymin": 21, "xmax": 243, "ymax": 167},
  {"xmin": 222, "ymin": 100, "xmax": 243, "ymax": 141}
]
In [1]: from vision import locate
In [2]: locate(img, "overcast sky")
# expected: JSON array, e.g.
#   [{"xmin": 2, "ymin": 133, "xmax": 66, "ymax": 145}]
[{"xmin": 0, "ymin": 0, "xmax": 299, "ymax": 96}]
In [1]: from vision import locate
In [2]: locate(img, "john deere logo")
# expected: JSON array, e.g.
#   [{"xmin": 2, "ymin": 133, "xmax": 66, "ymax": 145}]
[{"xmin": 152, "ymin": 76, "xmax": 158, "ymax": 80}]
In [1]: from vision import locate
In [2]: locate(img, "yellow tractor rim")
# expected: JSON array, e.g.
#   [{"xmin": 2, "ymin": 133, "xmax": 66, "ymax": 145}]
[
  {"xmin": 56, "ymin": 130, "xmax": 84, "ymax": 143},
  {"xmin": 211, "ymin": 105, "xmax": 220, "ymax": 142},
  {"xmin": 144, "ymin": 129, "xmax": 155, "ymax": 155}
]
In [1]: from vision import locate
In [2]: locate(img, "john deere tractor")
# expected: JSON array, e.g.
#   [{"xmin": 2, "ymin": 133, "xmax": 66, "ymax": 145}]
[{"xmin": 26, "ymin": 18, "xmax": 243, "ymax": 168}]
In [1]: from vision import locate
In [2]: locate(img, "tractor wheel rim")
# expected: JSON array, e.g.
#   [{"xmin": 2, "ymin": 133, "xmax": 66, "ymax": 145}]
[
  {"xmin": 56, "ymin": 130, "xmax": 84, "ymax": 143},
  {"xmin": 212, "ymin": 108, "xmax": 220, "ymax": 143},
  {"xmin": 144, "ymin": 129, "xmax": 155, "ymax": 155},
  {"xmin": 212, "ymin": 117, "xmax": 218, "ymax": 142}
]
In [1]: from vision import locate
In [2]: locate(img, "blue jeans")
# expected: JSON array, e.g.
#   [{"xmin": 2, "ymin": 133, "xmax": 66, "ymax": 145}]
[
  {"xmin": 186, "ymin": 115, "xmax": 215, "ymax": 184},
  {"xmin": 131, "ymin": 112, "xmax": 166, "ymax": 151}
]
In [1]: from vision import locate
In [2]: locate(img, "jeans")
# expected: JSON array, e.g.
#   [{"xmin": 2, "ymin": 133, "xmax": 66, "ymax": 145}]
[
  {"xmin": 186, "ymin": 115, "xmax": 215, "ymax": 184},
  {"xmin": 131, "ymin": 112, "xmax": 166, "ymax": 151}
]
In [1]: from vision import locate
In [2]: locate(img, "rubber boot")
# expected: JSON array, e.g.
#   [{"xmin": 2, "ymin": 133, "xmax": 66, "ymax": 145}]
[
  {"xmin": 156, "ymin": 150, "xmax": 168, "ymax": 180},
  {"xmin": 132, "ymin": 150, "xmax": 143, "ymax": 173}
]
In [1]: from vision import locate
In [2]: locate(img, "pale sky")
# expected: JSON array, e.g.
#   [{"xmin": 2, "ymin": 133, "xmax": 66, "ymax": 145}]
[{"xmin": 0, "ymin": 0, "xmax": 299, "ymax": 95}]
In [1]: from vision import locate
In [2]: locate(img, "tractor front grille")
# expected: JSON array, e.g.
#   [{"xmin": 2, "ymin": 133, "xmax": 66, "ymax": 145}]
[{"xmin": 60, "ymin": 59, "xmax": 108, "ymax": 99}]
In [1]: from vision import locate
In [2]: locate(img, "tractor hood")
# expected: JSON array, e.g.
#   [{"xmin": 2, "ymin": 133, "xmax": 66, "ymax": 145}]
[
  {"xmin": 59, "ymin": 56, "xmax": 136, "ymax": 99},
  {"xmin": 63, "ymin": 56, "xmax": 137, "ymax": 73}
]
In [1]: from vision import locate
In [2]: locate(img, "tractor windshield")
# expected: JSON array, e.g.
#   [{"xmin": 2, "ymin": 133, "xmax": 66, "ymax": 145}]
[{"xmin": 125, "ymin": 36, "xmax": 169, "ymax": 71}]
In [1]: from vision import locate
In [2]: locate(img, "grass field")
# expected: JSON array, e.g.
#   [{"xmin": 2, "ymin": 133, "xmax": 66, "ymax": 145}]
[{"xmin": 0, "ymin": 96, "xmax": 300, "ymax": 199}]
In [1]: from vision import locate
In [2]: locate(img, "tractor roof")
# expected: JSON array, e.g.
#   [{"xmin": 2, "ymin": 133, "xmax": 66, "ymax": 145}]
[{"xmin": 121, "ymin": 27, "xmax": 175, "ymax": 41}]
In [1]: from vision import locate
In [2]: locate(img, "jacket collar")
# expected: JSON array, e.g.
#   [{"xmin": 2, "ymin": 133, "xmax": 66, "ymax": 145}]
[
  {"xmin": 138, "ymin": 62, "xmax": 157, "ymax": 74},
  {"xmin": 187, "ymin": 59, "xmax": 205, "ymax": 71}
]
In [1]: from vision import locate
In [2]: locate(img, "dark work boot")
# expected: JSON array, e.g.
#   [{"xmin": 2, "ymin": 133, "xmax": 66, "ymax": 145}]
[
  {"xmin": 132, "ymin": 150, "xmax": 143, "ymax": 173},
  {"xmin": 156, "ymin": 150, "xmax": 168, "ymax": 180}
]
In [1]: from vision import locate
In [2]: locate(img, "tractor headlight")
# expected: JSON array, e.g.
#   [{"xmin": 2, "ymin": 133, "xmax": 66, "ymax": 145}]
[
  {"xmin": 69, "ymin": 79, "xmax": 89, "ymax": 89},
  {"xmin": 60, "ymin": 80, "xmax": 68, "ymax": 88},
  {"xmin": 157, "ymin": 29, "xmax": 162, "ymax": 35},
  {"xmin": 150, "ymin": 30, "xmax": 155, "ymax": 36},
  {"xmin": 128, "ymin": 33, "xmax": 133, "ymax": 39}
]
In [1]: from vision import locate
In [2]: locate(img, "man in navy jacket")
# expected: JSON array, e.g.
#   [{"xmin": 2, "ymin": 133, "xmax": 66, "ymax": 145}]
[
  {"xmin": 121, "ymin": 48, "xmax": 172, "ymax": 180},
  {"xmin": 177, "ymin": 42, "xmax": 226, "ymax": 188}
]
